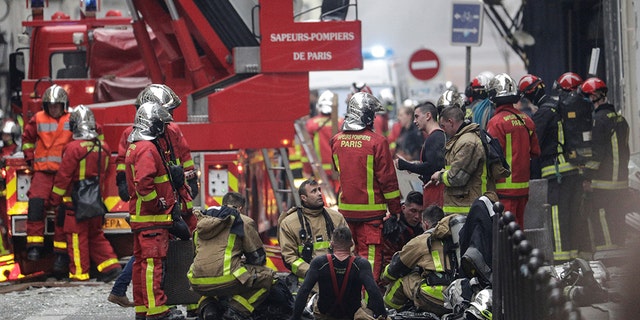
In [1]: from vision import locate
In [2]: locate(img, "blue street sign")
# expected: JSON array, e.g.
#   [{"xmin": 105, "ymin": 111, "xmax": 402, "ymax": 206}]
[{"xmin": 451, "ymin": 1, "xmax": 484, "ymax": 46}]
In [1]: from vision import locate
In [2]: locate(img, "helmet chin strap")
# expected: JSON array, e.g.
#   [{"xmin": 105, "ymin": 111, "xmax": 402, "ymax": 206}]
[{"xmin": 592, "ymin": 93, "xmax": 605, "ymax": 104}]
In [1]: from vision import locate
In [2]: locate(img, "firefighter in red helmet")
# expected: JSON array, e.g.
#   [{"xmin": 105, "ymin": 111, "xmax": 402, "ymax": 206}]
[
  {"xmin": 331, "ymin": 92, "xmax": 402, "ymax": 282},
  {"xmin": 581, "ymin": 77, "xmax": 630, "ymax": 250},
  {"xmin": 23, "ymin": 84, "xmax": 74, "ymax": 275}
]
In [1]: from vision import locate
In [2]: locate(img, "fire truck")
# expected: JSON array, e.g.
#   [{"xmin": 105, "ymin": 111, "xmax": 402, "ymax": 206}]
[{"xmin": 0, "ymin": 0, "xmax": 362, "ymax": 282}]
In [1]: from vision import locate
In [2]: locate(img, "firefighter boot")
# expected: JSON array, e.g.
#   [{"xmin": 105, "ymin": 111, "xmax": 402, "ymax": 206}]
[
  {"xmin": 52, "ymin": 253, "xmax": 69, "ymax": 275},
  {"xmin": 222, "ymin": 307, "xmax": 249, "ymax": 320},
  {"xmin": 147, "ymin": 308, "xmax": 185, "ymax": 320},
  {"xmin": 27, "ymin": 247, "xmax": 43, "ymax": 261},
  {"xmin": 101, "ymin": 265, "xmax": 123, "ymax": 283}
]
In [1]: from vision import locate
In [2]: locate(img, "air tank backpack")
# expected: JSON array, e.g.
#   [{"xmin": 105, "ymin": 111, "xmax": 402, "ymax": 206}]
[
  {"xmin": 73, "ymin": 140, "xmax": 108, "ymax": 221},
  {"xmin": 557, "ymin": 92, "xmax": 593, "ymax": 165}
]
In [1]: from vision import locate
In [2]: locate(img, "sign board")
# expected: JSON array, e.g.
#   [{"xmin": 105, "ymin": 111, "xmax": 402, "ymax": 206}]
[
  {"xmin": 408, "ymin": 49, "xmax": 440, "ymax": 81},
  {"xmin": 451, "ymin": 1, "xmax": 484, "ymax": 46}
]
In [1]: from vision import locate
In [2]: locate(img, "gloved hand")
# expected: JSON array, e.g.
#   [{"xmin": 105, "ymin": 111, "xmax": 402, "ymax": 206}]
[
  {"xmin": 187, "ymin": 176, "xmax": 199, "ymax": 198},
  {"xmin": 116, "ymin": 172, "xmax": 130, "ymax": 202},
  {"xmin": 169, "ymin": 165, "xmax": 185, "ymax": 190},
  {"xmin": 382, "ymin": 214, "xmax": 402, "ymax": 243},
  {"xmin": 168, "ymin": 205, "xmax": 191, "ymax": 240}
]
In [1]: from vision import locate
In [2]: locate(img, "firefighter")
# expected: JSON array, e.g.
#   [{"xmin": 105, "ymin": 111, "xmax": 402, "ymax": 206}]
[
  {"xmin": 526, "ymin": 74, "xmax": 587, "ymax": 262},
  {"xmin": 437, "ymin": 88, "xmax": 467, "ymax": 118},
  {"xmin": 581, "ymin": 78, "xmax": 630, "ymax": 249},
  {"xmin": 188, "ymin": 192, "xmax": 276, "ymax": 320},
  {"xmin": 49, "ymin": 105, "xmax": 121, "ymax": 282},
  {"xmin": 467, "ymin": 73, "xmax": 495, "ymax": 130},
  {"xmin": 346, "ymin": 83, "xmax": 389, "ymax": 137},
  {"xmin": 486, "ymin": 73, "xmax": 540, "ymax": 227},
  {"xmin": 330, "ymin": 92, "xmax": 402, "ymax": 282},
  {"xmin": 125, "ymin": 102, "xmax": 186, "ymax": 320},
  {"xmin": 0, "ymin": 120, "xmax": 21, "ymax": 157},
  {"xmin": 381, "ymin": 191, "xmax": 425, "ymax": 267},
  {"xmin": 382, "ymin": 206, "xmax": 457, "ymax": 317},
  {"xmin": 23, "ymin": 84, "xmax": 74, "ymax": 270},
  {"xmin": 278, "ymin": 179, "xmax": 347, "ymax": 281},
  {"xmin": 306, "ymin": 90, "xmax": 343, "ymax": 192}
]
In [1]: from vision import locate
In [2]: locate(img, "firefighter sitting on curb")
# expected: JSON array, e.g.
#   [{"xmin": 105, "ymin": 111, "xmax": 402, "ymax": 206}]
[
  {"xmin": 189, "ymin": 192, "xmax": 292, "ymax": 320},
  {"xmin": 278, "ymin": 178, "xmax": 348, "ymax": 283},
  {"xmin": 22, "ymin": 84, "xmax": 74, "ymax": 274},
  {"xmin": 125, "ymin": 102, "xmax": 188, "ymax": 320},
  {"xmin": 382, "ymin": 205, "xmax": 463, "ymax": 317},
  {"xmin": 49, "ymin": 105, "xmax": 122, "ymax": 282}
]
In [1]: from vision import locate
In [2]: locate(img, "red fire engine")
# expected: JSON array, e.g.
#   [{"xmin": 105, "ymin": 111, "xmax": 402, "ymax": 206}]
[{"xmin": 0, "ymin": 0, "xmax": 362, "ymax": 282}]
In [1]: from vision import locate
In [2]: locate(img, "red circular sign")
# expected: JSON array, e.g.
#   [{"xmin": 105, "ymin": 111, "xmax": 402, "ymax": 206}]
[{"xmin": 408, "ymin": 49, "xmax": 440, "ymax": 81}]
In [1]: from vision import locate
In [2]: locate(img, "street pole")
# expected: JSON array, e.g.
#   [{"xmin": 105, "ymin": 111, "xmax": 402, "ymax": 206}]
[{"xmin": 466, "ymin": 46, "xmax": 471, "ymax": 86}]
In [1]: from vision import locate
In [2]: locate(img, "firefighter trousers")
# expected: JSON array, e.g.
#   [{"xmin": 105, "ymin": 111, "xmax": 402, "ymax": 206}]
[
  {"xmin": 547, "ymin": 174, "xmax": 589, "ymax": 262},
  {"xmin": 63, "ymin": 209, "xmax": 119, "ymax": 281},
  {"xmin": 590, "ymin": 188, "xmax": 629, "ymax": 249},
  {"xmin": 26, "ymin": 171, "xmax": 66, "ymax": 254},
  {"xmin": 498, "ymin": 195, "xmax": 528, "ymax": 228},
  {"xmin": 348, "ymin": 219, "xmax": 383, "ymax": 282},
  {"xmin": 383, "ymin": 272, "xmax": 448, "ymax": 316},
  {"xmin": 133, "ymin": 228, "xmax": 170, "ymax": 318}
]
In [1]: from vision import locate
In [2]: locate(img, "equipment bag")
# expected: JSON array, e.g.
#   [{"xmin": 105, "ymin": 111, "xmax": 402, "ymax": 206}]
[
  {"xmin": 558, "ymin": 92, "xmax": 593, "ymax": 165},
  {"xmin": 72, "ymin": 176, "xmax": 108, "ymax": 221},
  {"xmin": 477, "ymin": 129, "xmax": 511, "ymax": 180},
  {"xmin": 73, "ymin": 140, "xmax": 107, "ymax": 221}
]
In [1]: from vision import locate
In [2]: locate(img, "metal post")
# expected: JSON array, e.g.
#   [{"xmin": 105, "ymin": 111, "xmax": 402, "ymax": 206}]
[{"xmin": 466, "ymin": 46, "xmax": 471, "ymax": 86}]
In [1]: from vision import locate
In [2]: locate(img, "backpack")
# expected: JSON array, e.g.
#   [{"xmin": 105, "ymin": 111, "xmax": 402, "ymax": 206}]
[
  {"xmin": 557, "ymin": 92, "xmax": 593, "ymax": 165},
  {"xmin": 477, "ymin": 129, "xmax": 511, "ymax": 180}
]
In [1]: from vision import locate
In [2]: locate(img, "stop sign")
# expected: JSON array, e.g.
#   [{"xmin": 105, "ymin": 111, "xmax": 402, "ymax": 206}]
[{"xmin": 408, "ymin": 49, "xmax": 440, "ymax": 81}]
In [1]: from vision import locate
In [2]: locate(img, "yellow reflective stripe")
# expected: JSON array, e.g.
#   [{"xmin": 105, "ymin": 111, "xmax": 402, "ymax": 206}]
[
  {"xmin": 145, "ymin": 258, "xmax": 169, "ymax": 315},
  {"xmin": 71, "ymin": 233, "xmax": 85, "ymax": 280},
  {"xmin": 153, "ymin": 175, "xmax": 169, "ymax": 184},
  {"xmin": 443, "ymin": 206, "xmax": 470, "ymax": 214},
  {"xmin": 591, "ymin": 180, "xmax": 628, "ymax": 189},
  {"xmin": 384, "ymin": 190, "xmax": 401, "ymax": 200},
  {"xmin": 384, "ymin": 278, "xmax": 404, "ymax": 309},
  {"xmin": 368, "ymin": 244, "xmax": 376, "ymax": 270},
  {"xmin": 22, "ymin": 142, "xmax": 35, "ymax": 150},
  {"xmin": 551, "ymin": 205, "xmax": 563, "ymax": 256},
  {"xmin": 52, "ymin": 186, "xmax": 66, "ymax": 196},
  {"xmin": 442, "ymin": 166, "xmax": 451, "ymax": 186},
  {"xmin": 97, "ymin": 258, "xmax": 120, "ymax": 272},
  {"xmin": 431, "ymin": 249, "xmax": 444, "ymax": 272},
  {"xmin": 187, "ymin": 266, "xmax": 249, "ymax": 285},
  {"xmin": 79, "ymin": 158, "xmax": 86, "ymax": 180},
  {"xmin": 27, "ymin": 236, "xmax": 44, "ymax": 244},
  {"xmin": 224, "ymin": 233, "xmax": 236, "ymax": 275},
  {"xmin": 138, "ymin": 190, "xmax": 158, "ymax": 201},
  {"xmin": 313, "ymin": 241, "xmax": 331, "ymax": 250},
  {"xmin": 116, "ymin": 163, "xmax": 126, "ymax": 171},
  {"xmin": 585, "ymin": 160, "xmax": 600, "ymax": 170},
  {"xmin": 321, "ymin": 163, "xmax": 333, "ymax": 170},
  {"xmin": 496, "ymin": 181, "xmax": 529, "ymax": 189},
  {"xmin": 63, "ymin": 196, "xmax": 72, "ymax": 202},
  {"xmin": 54, "ymin": 240, "xmax": 67, "ymax": 250},
  {"xmin": 339, "ymin": 202, "xmax": 387, "ymax": 211},
  {"xmin": 541, "ymin": 161, "xmax": 577, "ymax": 177},
  {"xmin": 232, "ymin": 287, "xmax": 268, "ymax": 313},
  {"xmin": 183, "ymin": 159, "xmax": 194, "ymax": 168},
  {"xmin": 135, "ymin": 306, "xmax": 149, "ymax": 313},
  {"xmin": 292, "ymin": 258, "xmax": 305, "ymax": 274},
  {"xmin": 420, "ymin": 283, "xmax": 445, "ymax": 301},
  {"xmin": 130, "ymin": 214, "xmax": 172, "ymax": 223},
  {"xmin": 367, "ymin": 155, "xmax": 375, "ymax": 204},
  {"xmin": 599, "ymin": 208, "xmax": 613, "ymax": 247},
  {"xmin": 611, "ymin": 130, "xmax": 619, "ymax": 181},
  {"xmin": 382, "ymin": 264, "xmax": 396, "ymax": 281}
]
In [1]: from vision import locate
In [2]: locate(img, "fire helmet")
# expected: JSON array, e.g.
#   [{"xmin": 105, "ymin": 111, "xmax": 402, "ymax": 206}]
[
  {"xmin": 42, "ymin": 84, "xmax": 69, "ymax": 115},
  {"xmin": 487, "ymin": 73, "xmax": 519, "ymax": 105},
  {"xmin": 316, "ymin": 90, "xmax": 336, "ymax": 115},
  {"xmin": 135, "ymin": 84, "xmax": 182, "ymax": 115},
  {"xmin": 343, "ymin": 92, "xmax": 383, "ymax": 131},
  {"xmin": 518, "ymin": 74, "xmax": 545, "ymax": 103},
  {"xmin": 128, "ymin": 102, "xmax": 172, "ymax": 142},
  {"xmin": 580, "ymin": 77, "xmax": 608, "ymax": 96},
  {"xmin": 69, "ymin": 105, "xmax": 98, "ymax": 140},
  {"xmin": 437, "ymin": 89, "xmax": 465, "ymax": 112},
  {"xmin": 465, "ymin": 289, "xmax": 493, "ymax": 320},
  {"xmin": 1, "ymin": 120, "xmax": 21, "ymax": 142},
  {"xmin": 554, "ymin": 72, "xmax": 583, "ymax": 92},
  {"xmin": 351, "ymin": 82, "xmax": 372, "ymax": 94}
]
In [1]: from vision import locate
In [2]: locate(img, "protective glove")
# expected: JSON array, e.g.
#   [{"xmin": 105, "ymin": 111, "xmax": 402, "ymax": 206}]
[
  {"xmin": 169, "ymin": 165, "xmax": 185, "ymax": 190},
  {"xmin": 168, "ymin": 205, "xmax": 191, "ymax": 240},
  {"xmin": 382, "ymin": 214, "xmax": 402, "ymax": 243},
  {"xmin": 116, "ymin": 171, "xmax": 130, "ymax": 202},
  {"xmin": 187, "ymin": 176, "xmax": 199, "ymax": 198}
]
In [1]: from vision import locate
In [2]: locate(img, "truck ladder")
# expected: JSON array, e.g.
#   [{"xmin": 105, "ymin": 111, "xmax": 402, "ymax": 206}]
[
  {"xmin": 293, "ymin": 119, "xmax": 337, "ymax": 207},
  {"xmin": 262, "ymin": 148, "xmax": 301, "ymax": 215}
]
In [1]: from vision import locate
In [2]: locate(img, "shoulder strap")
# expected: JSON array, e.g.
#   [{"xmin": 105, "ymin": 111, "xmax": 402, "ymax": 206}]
[
  {"xmin": 297, "ymin": 207, "xmax": 312, "ymax": 243},
  {"xmin": 321, "ymin": 209, "xmax": 335, "ymax": 241},
  {"xmin": 327, "ymin": 255, "xmax": 356, "ymax": 314}
]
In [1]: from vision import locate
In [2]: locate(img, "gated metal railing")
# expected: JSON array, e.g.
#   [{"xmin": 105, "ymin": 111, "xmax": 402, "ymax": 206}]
[{"xmin": 492, "ymin": 203, "xmax": 580, "ymax": 320}]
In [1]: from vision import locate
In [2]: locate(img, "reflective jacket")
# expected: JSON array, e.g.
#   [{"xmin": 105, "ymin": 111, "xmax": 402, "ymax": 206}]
[
  {"xmin": 531, "ymin": 96, "xmax": 579, "ymax": 180},
  {"xmin": 188, "ymin": 209, "xmax": 268, "ymax": 293},
  {"xmin": 382, "ymin": 215, "xmax": 460, "ymax": 306},
  {"xmin": 306, "ymin": 115, "xmax": 344, "ymax": 173},
  {"xmin": 331, "ymin": 128, "xmax": 402, "ymax": 220},
  {"xmin": 22, "ymin": 111, "xmax": 72, "ymax": 172},
  {"xmin": 124, "ymin": 140, "xmax": 175, "ymax": 231},
  {"xmin": 487, "ymin": 105, "xmax": 540, "ymax": 197},
  {"xmin": 278, "ymin": 206, "xmax": 347, "ymax": 278},
  {"xmin": 585, "ymin": 104, "xmax": 630, "ymax": 190},
  {"xmin": 438, "ymin": 122, "xmax": 494, "ymax": 214},
  {"xmin": 51, "ymin": 139, "xmax": 110, "ymax": 206}
]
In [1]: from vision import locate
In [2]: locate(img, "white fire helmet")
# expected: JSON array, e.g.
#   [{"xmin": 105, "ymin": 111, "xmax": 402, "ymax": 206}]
[
  {"xmin": 128, "ymin": 102, "xmax": 172, "ymax": 142},
  {"xmin": 343, "ymin": 92, "xmax": 383, "ymax": 131},
  {"xmin": 316, "ymin": 90, "xmax": 336, "ymax": 115},
  {"xmin": 69, "ymin": 105, "xmax": 98, "ymax": 140}
]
